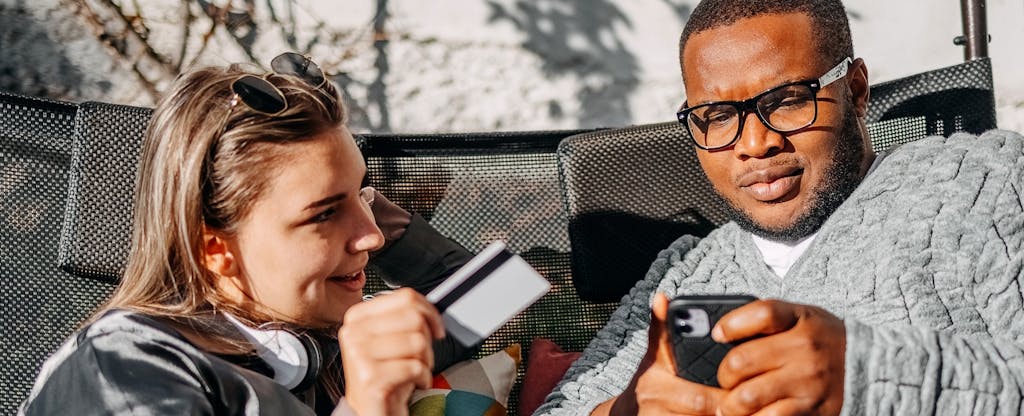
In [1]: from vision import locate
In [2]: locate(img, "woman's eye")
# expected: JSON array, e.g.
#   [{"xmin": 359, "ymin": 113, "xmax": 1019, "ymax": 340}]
[{"xmin": 311, "ymin": 208, "xmax": 337, "ymax": 223}]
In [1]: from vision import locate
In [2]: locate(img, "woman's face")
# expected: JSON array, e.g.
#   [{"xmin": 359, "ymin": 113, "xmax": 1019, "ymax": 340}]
[{"xmin": 219, "ymin": 126, "xmax": 384, "ymax": 328}]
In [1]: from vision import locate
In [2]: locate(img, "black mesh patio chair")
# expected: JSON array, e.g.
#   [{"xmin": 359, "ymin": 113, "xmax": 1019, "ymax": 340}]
[
  {"xmin": 359, "ymin": 131, "xmax": 621, "ymax": 410},
  {"xmin": 0, "ymin": 92, "xmax": 118, "ymax": 414},
  {"xmin": 558, "ymin": 58, "xmax": 997, "ymax": 303},
  {"xmin": 0, "ymin": 56, "xmax": 998, "ymax": 414},
  {"xmin": 6, "ymin": 93, "xmax": 616, "ymax": 412}
]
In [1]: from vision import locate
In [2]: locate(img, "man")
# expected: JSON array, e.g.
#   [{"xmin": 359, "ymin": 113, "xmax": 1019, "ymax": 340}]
[{"xmin": 537, "ymin": 0, "xmax": 1024, "ymax": 415}]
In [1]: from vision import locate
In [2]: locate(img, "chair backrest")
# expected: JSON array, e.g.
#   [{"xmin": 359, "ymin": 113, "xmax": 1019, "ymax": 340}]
[
  {"xmin": 0, "ymin": 92, "xmax": 118, "ymax": 413},
  {"xmin": 359, "ymin": 132, "xmax": 620, "ymax": 409},
  {"xmin": 58, "ymin": 102, "xmax": 151, "ymax": 281},
  {"xmin": 3, "ymin": 94, "xmax": 619, "ymax": 412},
  {"xmin": 558, "ymin": 58, "xmax": 997, "ymax": 302}
]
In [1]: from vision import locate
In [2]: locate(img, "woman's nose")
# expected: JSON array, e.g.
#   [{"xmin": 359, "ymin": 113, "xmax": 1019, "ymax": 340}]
[{"xmin": 349, "ymin": 202, "xmax": 385, "ymax": 254}]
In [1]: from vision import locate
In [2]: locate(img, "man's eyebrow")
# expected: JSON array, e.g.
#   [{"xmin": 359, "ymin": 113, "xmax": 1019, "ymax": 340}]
[
  {"xmin": 690, "ymin": 77, "xmax": 809, "ymax": 106},
  {"xmin": 304, "ymin": 192, "xmax": 348, "ymax": 212}
]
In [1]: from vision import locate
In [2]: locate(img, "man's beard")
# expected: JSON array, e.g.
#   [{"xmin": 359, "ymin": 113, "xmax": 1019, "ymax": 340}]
[{"xmin": 724, "ymin": 108, "xmax": 866, "ymax": 241}]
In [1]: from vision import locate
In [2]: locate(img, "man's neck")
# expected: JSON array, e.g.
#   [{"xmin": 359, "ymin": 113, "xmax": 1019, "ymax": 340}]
[
  {"xmin": 751, "ymin": 149, "xmax": 888, "ymax": 277},
  {"xmin": 751, "ymin": 233, "xmax": 817, "ymax": 278}
]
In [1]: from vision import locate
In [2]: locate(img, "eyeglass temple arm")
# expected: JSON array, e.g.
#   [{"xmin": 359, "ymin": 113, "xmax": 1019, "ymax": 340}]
[{"xmin": 817, "ymin": 57, "xmax": 854, "ymax": 88}]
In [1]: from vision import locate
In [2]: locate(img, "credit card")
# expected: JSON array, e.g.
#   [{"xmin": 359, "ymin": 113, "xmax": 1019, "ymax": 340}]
[{"xmin": 426, "ymin": 241, "xmax": 550, "ymax": 347}]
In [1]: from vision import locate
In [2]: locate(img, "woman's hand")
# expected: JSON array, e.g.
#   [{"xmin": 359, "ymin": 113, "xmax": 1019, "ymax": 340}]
[{"xmin": 338, "ymin": 288, "xmax": 445, "ymax": 416}]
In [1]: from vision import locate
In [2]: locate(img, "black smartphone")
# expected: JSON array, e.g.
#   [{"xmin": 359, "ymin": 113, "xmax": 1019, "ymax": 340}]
[{"xmin": 666, "ymin": 294, "xmax": 757, "ymax": 387}]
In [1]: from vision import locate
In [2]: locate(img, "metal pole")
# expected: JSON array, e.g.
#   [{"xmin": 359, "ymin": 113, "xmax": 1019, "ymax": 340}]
[{"xmin": 955, "ymin": 0, "xmax": 989, "ymax": 61}]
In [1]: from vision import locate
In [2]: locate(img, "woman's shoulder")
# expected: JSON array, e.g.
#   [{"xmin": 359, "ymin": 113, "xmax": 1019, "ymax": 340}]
[
  {"xmin": 82, "ymin": 308, "xmax": 184, "ymax": 336},
  {"xmin": 32, "ymin": 309, "xmax": 203, "ymax": 383},
  {"xmin": 20, "ymin": 309, "xmax": 214, "ymax": 413},
  {"xmin": 21, "ymin": 309, "xmax": 315, "ymax": 415},
  {"xmin": 65, "ymin": 308, "xmax": 197, "ymax": 354}
]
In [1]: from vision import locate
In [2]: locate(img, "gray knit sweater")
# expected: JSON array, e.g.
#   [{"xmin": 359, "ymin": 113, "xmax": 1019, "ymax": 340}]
[{"xmin": 537, "ymin": 130, "xmax": 1024, "ymax": 415}]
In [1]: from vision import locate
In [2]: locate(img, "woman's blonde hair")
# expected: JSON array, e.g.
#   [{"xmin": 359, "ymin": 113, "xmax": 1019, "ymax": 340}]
[{"xmin": 103, "ymin": 64, "xmax": 346, "ymax": 327}]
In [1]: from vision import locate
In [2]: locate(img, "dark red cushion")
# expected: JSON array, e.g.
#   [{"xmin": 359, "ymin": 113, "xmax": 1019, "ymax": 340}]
[{"xmin": 518, "ymin": 338, "xmax": 582, "ymax": 416}]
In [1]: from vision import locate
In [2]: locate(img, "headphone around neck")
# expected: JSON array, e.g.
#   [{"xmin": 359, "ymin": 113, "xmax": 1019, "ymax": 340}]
[{"xmin": 223, "ymin": 313, "xmax": 323, "ymax": 392}]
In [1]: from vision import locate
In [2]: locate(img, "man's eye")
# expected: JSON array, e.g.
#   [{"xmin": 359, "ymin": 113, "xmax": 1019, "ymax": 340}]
[
  {"xmin": 705, "ymin": 111, "xmax": 734, "ymax": 126},
  {"xmin": 764, "ymin": 95, "xmax": 812, "ymax": 112}
]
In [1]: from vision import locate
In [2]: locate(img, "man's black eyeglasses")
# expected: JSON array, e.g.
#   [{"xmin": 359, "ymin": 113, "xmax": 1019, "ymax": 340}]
[{"xmin": 676, "ymin": 57, "xmax": 853, "ymax": 151}]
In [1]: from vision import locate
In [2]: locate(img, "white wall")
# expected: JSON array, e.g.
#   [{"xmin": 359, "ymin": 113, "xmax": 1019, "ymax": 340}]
[
  {"xmin": 846, "ymin": 0, "xmax": 1024, "ymax": 131},
  {"xmin": 2, "ymin": 0, "xmax": 1022, "ymax": 133}
]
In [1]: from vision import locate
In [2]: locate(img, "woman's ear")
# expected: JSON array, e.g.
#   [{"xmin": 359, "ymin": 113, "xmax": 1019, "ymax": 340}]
[
  {"xmin": 203, "ymin": 228, "xmax": 239, "ymax": 278},
  {"xmin": 203, "ymin": 228, "xmax": 251, "ymax": 307}
]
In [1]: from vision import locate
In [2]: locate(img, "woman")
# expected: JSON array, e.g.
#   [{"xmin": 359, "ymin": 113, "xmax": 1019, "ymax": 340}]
[{"xmin": 20, "ymin": 54, "xmax": 469, "ymax": 415}]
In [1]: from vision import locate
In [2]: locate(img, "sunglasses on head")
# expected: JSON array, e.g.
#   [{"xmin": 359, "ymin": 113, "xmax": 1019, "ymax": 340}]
[{"xmin": 226, "ymin": 52, "xmax": 327, "ymax": 116}]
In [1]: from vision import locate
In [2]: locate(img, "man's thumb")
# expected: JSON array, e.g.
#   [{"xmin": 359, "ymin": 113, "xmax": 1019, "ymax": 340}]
[{"xmin": 650, "ymin": 293, "xmax": 676, "ymax": 367}]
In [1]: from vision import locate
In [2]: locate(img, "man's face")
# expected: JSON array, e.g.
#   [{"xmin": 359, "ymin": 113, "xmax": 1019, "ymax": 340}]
[{"xmin": 681, "ymin": 12, "xmax": 872, "ymax": 240}]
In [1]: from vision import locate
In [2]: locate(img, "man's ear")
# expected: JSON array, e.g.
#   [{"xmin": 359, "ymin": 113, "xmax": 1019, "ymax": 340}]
[
  {"xmin": 848, "ymin": 58, "xmax": 870, "ymax": 118},
  {"xmin": 203, "ymin": 228, "xmax": 239, "ymax": 278}
]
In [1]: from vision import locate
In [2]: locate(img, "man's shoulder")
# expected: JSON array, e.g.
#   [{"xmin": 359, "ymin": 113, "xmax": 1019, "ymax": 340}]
[
  {"xmin": 835, "ymin": 128, "xmax": 1024, "ymax": 235},
  {"xmin": 657, "ymin": 222, "xmax": 746, "ymax": 257},
  {"xmin": 869, "ymin": 129, "xmax": 1024, "ymax": 184},
  {"xmin": 884, "ymin": 129, "xmax": 1024, "ymax": 158}
]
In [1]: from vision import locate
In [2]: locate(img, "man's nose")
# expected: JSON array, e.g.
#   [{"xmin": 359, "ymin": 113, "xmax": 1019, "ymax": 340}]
[{"xmin": 732, "ymin": 111, "xmax": 784, "ymax": 158}]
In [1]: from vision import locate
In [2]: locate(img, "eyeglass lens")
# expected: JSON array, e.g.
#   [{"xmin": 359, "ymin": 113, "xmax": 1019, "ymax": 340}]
[
  {"xmin": 271, "ymin": 52, "xmax": 326, "ymax": 87},
  {"xmin": 231, "ymin": 75, "xmax": 287, "ymax": 114},
  {"xmin": 686, "ymin": 83, "xmax": 817, "ymax": 149}
]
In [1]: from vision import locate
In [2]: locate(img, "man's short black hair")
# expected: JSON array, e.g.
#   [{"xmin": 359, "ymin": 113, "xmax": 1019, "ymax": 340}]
[{"xmin": 679, "ymin": 0, "xmax": 853, "ymax": 75}]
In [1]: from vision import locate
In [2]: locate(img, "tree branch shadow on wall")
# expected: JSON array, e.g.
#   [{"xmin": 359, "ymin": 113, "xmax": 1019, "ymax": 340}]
[
  {"xmin": 486, "ymin": 0, "xmax": 642, "ymax": 128},
  {"xmin": 368, "ymin": 0, "xmax": 391, "ymax": 133},
  {"xmin": 662, "ymin": 0, "xmax": 694, "ymax": 25},
  {"xmin": 0, "ymin": 3, "xmax": 89, "ymax": 100},
  {"xmin": 193, "ymin": 0, "xmax": 390, "ymax": 133},
  {"xmin": 483, "ymin": 0, "xmax": 862, "ymax": 128},
  {"xmin": 327, "ymin": 0, "xmax": 391, "ymax": 134}
]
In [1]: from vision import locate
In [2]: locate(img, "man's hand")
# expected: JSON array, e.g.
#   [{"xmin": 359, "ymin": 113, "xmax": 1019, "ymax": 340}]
[
  {"xmin": 594, "ymin": 293, "xmax": 726, "ymax": 415},
  {"xmin": 714, "ymin": 300, "xmax": 846, "ymax": 416},
  {"xmin": 338, "ymin": 288, "xmax": 445, "ymax": 416}
]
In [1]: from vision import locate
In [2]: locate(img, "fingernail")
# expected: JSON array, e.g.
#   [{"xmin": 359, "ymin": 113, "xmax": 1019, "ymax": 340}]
[
  {"xmin": 716, "ymin": 408, "xmax": 723, "ymax": 416},
  {"xmin": 711, "ymin": 326, "xmax": 725, "ymax": 342}
]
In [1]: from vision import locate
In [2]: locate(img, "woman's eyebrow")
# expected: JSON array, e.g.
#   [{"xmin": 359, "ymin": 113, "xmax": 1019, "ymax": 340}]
[{"xmin": 303, "ymin": 192, "xmax": 347, "ymax": 212}]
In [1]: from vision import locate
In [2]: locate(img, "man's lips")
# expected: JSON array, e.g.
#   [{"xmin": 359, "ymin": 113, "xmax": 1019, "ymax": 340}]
[{"xmin": 737, "ymin": 165, "xmax": 803, "ymax": 202}]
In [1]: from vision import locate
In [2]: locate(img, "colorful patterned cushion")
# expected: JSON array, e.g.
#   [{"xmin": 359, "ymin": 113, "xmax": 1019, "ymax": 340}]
[{"xmin": 410, "ymin": 344, "xmax": 521, "ymax": 416}]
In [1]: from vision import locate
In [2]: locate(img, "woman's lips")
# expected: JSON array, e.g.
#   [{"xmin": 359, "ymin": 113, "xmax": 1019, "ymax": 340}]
[
  {"xmin": 327, "ymin": 271, "xmax": 366, "ymax": 292},
  {"xmin": 737, "ymin": 166, "xmax": 803, "ymax": 202}
]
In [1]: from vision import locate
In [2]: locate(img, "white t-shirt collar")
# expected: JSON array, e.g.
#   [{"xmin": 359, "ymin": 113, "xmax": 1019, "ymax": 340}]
[{"xmin": 750, "ymin": 151, "xmax": 887, "ymax": 278}]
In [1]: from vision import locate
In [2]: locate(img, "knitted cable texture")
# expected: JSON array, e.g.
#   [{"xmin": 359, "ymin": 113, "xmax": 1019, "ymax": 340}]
[{"xmin": 537, "ymin": 130, "xmax": 1024, "ymax": 415}]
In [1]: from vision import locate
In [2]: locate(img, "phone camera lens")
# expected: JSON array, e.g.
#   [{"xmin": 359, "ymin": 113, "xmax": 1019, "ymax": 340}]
[
  {"xmin": 679, "ymin": 324, "xmax": 693, "ymax": 333},
  {"xmin": 678, "ymin": 310, "xmax": 691, "ymax": 320}
]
